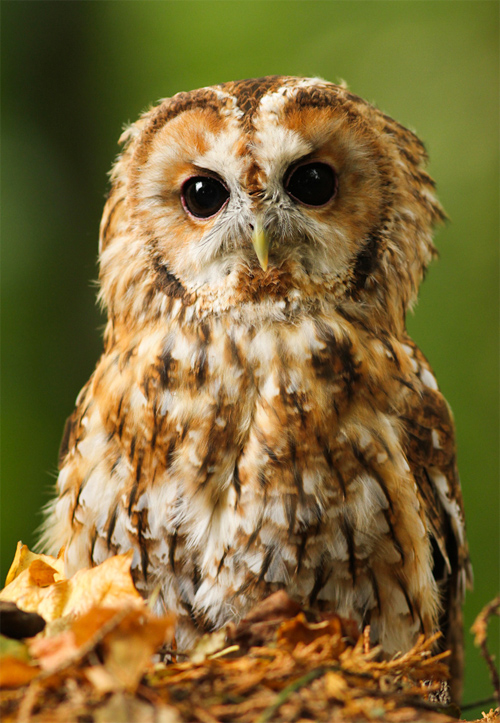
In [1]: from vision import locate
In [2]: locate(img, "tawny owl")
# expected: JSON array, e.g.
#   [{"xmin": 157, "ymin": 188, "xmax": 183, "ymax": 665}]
[{"xmin": 43, "ymin": 76, "xmax": 471, "ymax": 696}]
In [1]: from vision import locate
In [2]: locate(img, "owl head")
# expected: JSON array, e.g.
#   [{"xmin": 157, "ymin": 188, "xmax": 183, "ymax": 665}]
[{"xmin": 98, "ymin": 76, "xmax": 444, "ymax": 333}]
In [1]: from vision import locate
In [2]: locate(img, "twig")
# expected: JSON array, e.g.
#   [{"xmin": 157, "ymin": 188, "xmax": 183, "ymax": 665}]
[
  {"xmin": 460, "ymin": 696, "xmax": 498, "ymax": 712},
  {"xmin": 16, "ymin": 680, "xmax": 40, "ymax": 723},
  {"xmin": 471, "ymin": 596, "xmax": 500, "ymax": 706}
]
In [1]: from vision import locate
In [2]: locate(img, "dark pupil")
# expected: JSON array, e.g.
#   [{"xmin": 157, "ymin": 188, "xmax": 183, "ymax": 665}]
[
  {"xmin": 182, "ymin": 177, "xmax": 229, "ymax": 218},
  {"xmin": 286, "ymin": 162, "xmax": 337, "ymax": 206}
]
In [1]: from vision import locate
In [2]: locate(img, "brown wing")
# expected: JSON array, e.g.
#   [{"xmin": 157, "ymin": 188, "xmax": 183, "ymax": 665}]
[{"xmin": 400, "ymin": 338, "xmax": 472, "ymax": 703}]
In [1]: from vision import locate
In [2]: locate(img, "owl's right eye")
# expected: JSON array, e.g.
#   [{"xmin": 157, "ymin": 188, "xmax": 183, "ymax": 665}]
[{"xmin": 181, "ymin": 176, "xmax": 230, "ymax": 218}]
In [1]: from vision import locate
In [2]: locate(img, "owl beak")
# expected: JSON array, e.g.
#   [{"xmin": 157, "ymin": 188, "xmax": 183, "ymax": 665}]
[{"xmin": 251, "ymin": 220, "xmax": 269, "ymax": 271}]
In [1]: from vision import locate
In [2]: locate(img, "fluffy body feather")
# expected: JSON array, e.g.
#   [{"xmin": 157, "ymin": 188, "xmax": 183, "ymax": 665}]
[{"xmin": 43, "ymin": 76, "xmax": 471, "ymax": 698}]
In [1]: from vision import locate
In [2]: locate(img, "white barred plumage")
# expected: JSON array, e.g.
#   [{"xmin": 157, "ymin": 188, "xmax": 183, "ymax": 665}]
[{"xmin": 42, "ymin": 76, "xmax": 471, "ymax": 701}]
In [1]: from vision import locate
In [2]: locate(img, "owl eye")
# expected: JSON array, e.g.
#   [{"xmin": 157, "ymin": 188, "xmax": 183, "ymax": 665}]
[
  {"xmin": 181, "ymin": 176, "xmax": 230, "ymax": 218},
  {"xmin": 285, "ymin": 162, "xmax": 337, "ymax": 207}
]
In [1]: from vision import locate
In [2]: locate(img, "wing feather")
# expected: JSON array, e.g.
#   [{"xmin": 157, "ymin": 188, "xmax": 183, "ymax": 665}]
[{"xmin": 400, "ymin": 338, "xmax": 472, "ymax": 701}]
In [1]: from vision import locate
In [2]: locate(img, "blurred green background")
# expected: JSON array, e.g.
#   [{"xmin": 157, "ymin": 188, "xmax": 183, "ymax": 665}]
[{"xmin": 2, "ymin": 1, "xmax": 498, "ymax": 713}]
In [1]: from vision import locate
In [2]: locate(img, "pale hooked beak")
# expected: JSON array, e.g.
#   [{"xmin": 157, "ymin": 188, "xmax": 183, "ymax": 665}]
[{"xmin": 251, "ymin": 219, "xmax": 269, "ymax": 271}]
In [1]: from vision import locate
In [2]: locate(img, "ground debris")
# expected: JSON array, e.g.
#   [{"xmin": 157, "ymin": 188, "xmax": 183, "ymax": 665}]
[{"xmin": 0, "ymin": 545, "xmax": 494, "ymax": 722}]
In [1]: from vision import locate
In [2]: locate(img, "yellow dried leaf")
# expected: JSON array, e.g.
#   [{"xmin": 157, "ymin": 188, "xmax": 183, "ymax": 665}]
[
  {"xmin": 28, "ymin": 560, "xmax": 61, "ymax": 587},
  {"xmin": 4, "ymin": 542, "xmax": 64, "ymax": 587},
  {"xmin": 0, "ymin": 568, "xmax": 69, "ymax": 621},
  {"xmin": 60, "ymin": 552, "xmax": 143, "ymax": 617},
  {"xmin": 0, "ymin": 548, "xmax": 142, "ymax": 623}
]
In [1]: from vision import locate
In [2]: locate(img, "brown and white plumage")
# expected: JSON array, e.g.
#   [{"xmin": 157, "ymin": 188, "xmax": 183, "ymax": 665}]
[{"xmin": 43, "ymin": 76, "xmax": 471, "ymax": 698}]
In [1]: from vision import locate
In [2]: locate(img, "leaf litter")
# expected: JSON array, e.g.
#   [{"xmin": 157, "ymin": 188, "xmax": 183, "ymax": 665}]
[{"xmin": 0, "ymin": 543, "xmax": 497, "ymax": 723}]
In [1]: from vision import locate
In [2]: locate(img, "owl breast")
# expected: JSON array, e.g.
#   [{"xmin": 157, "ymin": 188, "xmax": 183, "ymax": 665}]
[{"xmin": 54, "ymin": 294, "xmax": 437, "ymax": 655}]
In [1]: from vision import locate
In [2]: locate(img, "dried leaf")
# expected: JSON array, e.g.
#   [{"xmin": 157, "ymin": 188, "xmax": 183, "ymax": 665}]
[
  {"xmin": 4, "ymin": 542, "xmax": 64, "ymax": 587},
  {"xmin": 70, "ymin": 606, "xmax": 123, "ymax": 648},
  {"xmin": 189, "ymin": 629, "xmax": 227, "ymax": 663},
  {"xmin": 100, "ymin": 609, "xmax": 175, "ymax": 691},
  {"xmin": 29, "ymin": 606, "xmax": 175, "ymax": 680},
  {"xmin": 28, "ymin": 630, "xmax": 79, "ymax": 671},
  {"xmin": 226, "ymin": 590, "xmax": 304, "ymax": 650},
  {"xmin": 60, "ymin": 553, "xmax": 143, "ymax": 616},
  {"xmin": 238, "ymin": 590, "xmax": 303, "ymax": 625},
  {"xmin": 0, "ymin": 656, "xmax": 40, "ymax": 688},
  {"xmin": 276, "ymin": 612, "xmax": 344, "ymax": 651},
  {"xmin": 28, "ymin": 560, "xmax": 61, "ymax": 587},
  {"xmin": 0, "ymin": 549, "xmax": 142, "ymax": 623}
]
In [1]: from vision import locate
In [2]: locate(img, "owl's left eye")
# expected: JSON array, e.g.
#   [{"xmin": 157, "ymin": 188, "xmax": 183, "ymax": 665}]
[
  {"xmin": 181, "ymin": 176, "xmax": 230, "ymax": 218},
  {"xmin": 285, "ymin": 162, "xmax": 337, "ymax": 207}
]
